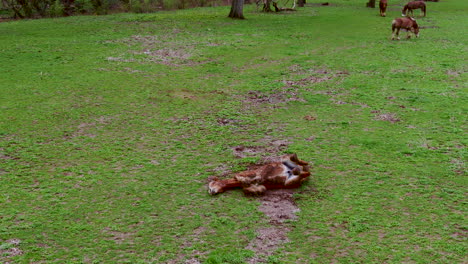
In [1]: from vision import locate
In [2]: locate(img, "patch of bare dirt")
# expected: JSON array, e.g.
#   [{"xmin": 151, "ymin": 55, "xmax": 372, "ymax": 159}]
[
  {"xmin": 0, "ymin": 150, "xmax": 17, "ymax": 160},
  {"xmin": 246, "ymin": 189, "xmax": 300, "ymax": 263},
  {"xmin": 283, "ymin": 69, "xmax": 348, "ymax": 88},
  {"xmin": 107, "ymin": 35, "xmax": 206, "ymax": 67},
  {"xmin": 283, "ymin": 75, "xmax": 334, "ymax": 87},
  {"xmin": 63, "ymin": 116, "xmax": 114, "ymax": 140},
  {"xmin": 373, "ymin": 111, "xmax": 401, "ymax": 123},
  {"xmin": 259, "ymin": 189, "xmax": 299, "ymax": 224},
  {"xmin": 0, "ymin": 238, "xmax": 23, "ymax": 262},
  {"xmin": 232, "ymin": 139, "xmax": 291, "ymax": 160},
  {"xmin": 239, "ymin": 68, "xmax": 349, "ymax": 112},
  {"xmin": 102, "ymin": 227, "xmax": 134, "ymax": 245},
  {"xmin": 135, "ymin": 48, "xmax": 193, "ymax": 64},
  {"xmin": 446, "ymin": 69, "xmax": 463, "ymax": 77},
  {"xmin": 242, "ymin": 89, "xmax": 305, "ymax": 108},
  {"xmin": 246, "ymin": 227, "xmax": 290, "ymax": 262}
]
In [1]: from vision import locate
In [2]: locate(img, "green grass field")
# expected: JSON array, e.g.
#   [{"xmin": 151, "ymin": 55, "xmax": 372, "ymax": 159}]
[{"xmin": 1, "ymin": 0, "xmax": 466, "ymax": 263}]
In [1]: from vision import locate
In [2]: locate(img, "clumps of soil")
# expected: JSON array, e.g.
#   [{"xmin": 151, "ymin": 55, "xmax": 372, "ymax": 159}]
[
  {"xmin": 246, "ymin": 189, "xmax": 299, "ymax": 263},
  {"xmin": 446, "ymin": 70, "xmax": 462, "ymax": 77},
  {"xmin": 102, "ymin": 227, "xmax": 134, "ymax": 245},
  {"xmin": 240, "ymin": 68, "xmax": 348, "ymax": 111},
  {"xmin": 232, "ymin": 139, "xmax": 291, "ymax": 160},
  {"xmin": 242, "ymin": 89, "xmax": 305, "ymax": 108},
  {"xmin": 450, "ymin": 158, "xmax": 466, "ymax": 175},
  {"xmin": 283, "ymin": 75, "xmax": 335, "ymax": 87},
  {"xmin": 282, "ymin": 69, "xmax": 347, "ymax": 98},
  {"xmin": 217, "ymin": 118, "xmax": 241, "ymax": 126},
  {"xmin": 373, "ymin": 112, "xmax": 401, "ymax": 123},
  {"xmin": 0, "ymin": 238, "xmax": 23, "ymax": 260},
  {"xmin": 0, "ymin": 149, "xmax": 17, "ymax": 160}
]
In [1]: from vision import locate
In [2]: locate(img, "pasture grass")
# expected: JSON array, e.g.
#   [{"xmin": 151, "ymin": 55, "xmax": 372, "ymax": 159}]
[{"xmin": 1, "ymin": 0, "xmax": 466, "ymax": 263}]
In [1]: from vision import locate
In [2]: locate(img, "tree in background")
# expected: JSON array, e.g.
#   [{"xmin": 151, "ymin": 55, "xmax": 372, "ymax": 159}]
[
  {"xmin": 366, "ymin": 0, "xmax": 375, "ymax": 8},
  {"xmin": 58, "ymin": 0, "xmax": 75, "ymax": 15},
  {"xmin": 228, "ymin": 0, "xmax": 244, "ymax": 19}
]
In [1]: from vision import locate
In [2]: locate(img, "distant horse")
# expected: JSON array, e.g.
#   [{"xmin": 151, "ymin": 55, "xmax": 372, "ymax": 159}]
[
  {"xmin": 391, "ymin": 17, "xmax": 420, "ymax": 40},
  {"xmin": 402, "ymin": 1, "xmax": 426, "ymax": 17},
  {"xmin": 379, "ymin": 0, "xmax": 388, "ymax": 17}
]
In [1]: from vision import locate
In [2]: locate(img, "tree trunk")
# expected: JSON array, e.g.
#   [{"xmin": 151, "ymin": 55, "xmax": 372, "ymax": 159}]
[
  {"xmin": 262, "ymin": 0, "xmax": 272, "ymax": 12},
  {"xmin": 228, "ymin": 0, "xmax": 244, "ymax": 19},
  {"xmin": 366, "ymin": 0, "xmax": 375, "ymax": 8}
]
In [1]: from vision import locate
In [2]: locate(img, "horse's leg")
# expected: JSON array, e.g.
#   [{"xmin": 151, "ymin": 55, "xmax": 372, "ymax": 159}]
[
  {"xmin": 288, "ymin": 153, "xmax": 309, "ymax": 166},
  {"xmin": 396, "ymin": 28, "xmax": 401, "ymax": 40},
  {"xmin": 422, "ymin": 6, "xmax": 426, "ymax": 17},
  {"xmin": 243, "ymin": 184, "xmax": 266, "ymax": 195},
  {"xmin": 208, "ymin": 177, "xmax": 242, "ymax": 195}
]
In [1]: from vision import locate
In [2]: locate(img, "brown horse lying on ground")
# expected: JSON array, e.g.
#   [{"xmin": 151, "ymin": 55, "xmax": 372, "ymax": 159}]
[
  {"xmin": 379, "ymin": 0, "xmax": 388, "ymax": 17},
  {"xmin": 208, "ymin": 154, "xmax": 310, "ymax": 195},
  {"xmin": 392, "ymin": 17, "xmax": 420, "ymax": 40},
  {"xmin": 402, "ymin": 1, "xmax": 426, "ymax": 17}
]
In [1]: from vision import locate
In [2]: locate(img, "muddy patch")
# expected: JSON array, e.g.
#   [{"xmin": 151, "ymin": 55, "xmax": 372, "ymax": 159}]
[{"xmin": 246, "ymin": 189, "xmax": 299, "ymax": 263}]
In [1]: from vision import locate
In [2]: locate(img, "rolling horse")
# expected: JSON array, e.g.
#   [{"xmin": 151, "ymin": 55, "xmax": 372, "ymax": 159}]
[
  {"xmin": 402, "ymin": 1, "xmax": 426, "ymax": 17},
  {"xmin": 208, "ymin": 153, "xmax": 311, "ymax": 196}
]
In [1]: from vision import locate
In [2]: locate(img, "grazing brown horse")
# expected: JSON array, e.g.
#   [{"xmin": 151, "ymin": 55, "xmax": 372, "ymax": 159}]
[
  {"xmin": 379, "ymin": 0, "xmax": 388, "ymax": 17},
  {"xmin": 391, "ymin": 17, "xmax": 420, "ymax": 40},
  {"xmin": 402, "ymin": 1, "xmax": 426, "ymax": 17},
  {"xmin": 208, "ymin": 153, "xmax": 310, "ymax": 195}
]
